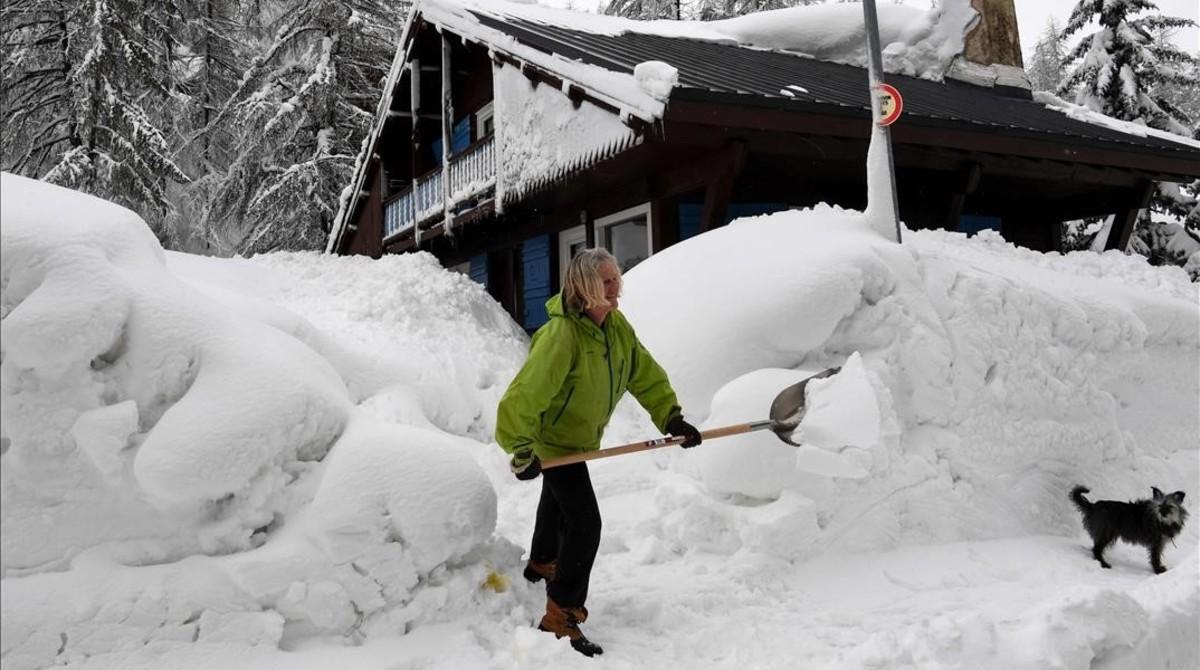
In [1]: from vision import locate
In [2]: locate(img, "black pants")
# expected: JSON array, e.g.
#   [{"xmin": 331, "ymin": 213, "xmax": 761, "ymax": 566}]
[{"xmin": 529, "ymin": 462, "xmax": 601, "ymax": 609}]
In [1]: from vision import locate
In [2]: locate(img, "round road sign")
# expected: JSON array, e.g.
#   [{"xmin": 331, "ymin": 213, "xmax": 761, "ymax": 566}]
[{"xmin": 875, "ymin": 83, "xmax": 903, "ymax": 126}]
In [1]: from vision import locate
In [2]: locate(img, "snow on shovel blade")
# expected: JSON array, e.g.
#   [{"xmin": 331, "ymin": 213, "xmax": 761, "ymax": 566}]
[{"xmin": 769, "ymin": 366, "xmax": 841, "ymax": 445}]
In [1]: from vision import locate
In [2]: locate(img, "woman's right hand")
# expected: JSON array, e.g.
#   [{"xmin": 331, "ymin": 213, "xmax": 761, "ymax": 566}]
[{"xmin": 511, "ymin": 451, "xmax": 542, "ymax": 480}]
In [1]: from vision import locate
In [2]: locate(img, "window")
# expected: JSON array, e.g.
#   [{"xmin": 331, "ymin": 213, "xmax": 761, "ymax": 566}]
[
  {"xmin": 558, "ymin": 224, "xmax": 588, "ymax": 285},
  {"xmin": 595, "ymin": 203, "xmax": 651, "ymax": 273},
  {"xmin": 475, "ymin": 102, "xmax": 495, "ymax": 141}
]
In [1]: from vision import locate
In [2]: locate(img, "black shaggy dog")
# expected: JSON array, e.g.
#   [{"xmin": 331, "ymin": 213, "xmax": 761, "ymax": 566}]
[{"xmin": 1071, "ymin": 486, "xmax": 1188, "ymax": 574}]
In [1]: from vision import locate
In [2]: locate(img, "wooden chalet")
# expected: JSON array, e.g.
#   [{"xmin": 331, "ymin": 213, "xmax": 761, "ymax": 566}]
[{"xmin": 328, "ymin": 0, "xmax": 1200, "ymax": 330}]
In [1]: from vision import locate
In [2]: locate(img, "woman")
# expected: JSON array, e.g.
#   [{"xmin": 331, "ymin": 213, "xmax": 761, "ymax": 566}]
[{"xmin": 496, "ymin": 248, "xmax": 702, "ymax": 657}]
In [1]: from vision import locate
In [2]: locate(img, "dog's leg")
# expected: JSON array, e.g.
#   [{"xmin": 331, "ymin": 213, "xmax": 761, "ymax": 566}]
[
  {"xmin": 1092, "ymin": 535, "xmax": 1114, "ymax": 569},
  {"xmin": 1149, "ymin": 539, "xmax": 1166, "ymax": 574}
]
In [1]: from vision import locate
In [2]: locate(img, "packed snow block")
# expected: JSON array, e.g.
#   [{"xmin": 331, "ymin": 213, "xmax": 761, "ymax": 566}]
[
  {"xmin": 197, "ymin": 609, "xmax": 285, "ymax": 647},
  {"xmin": 685, "ymin": 355, "xmax": 882, "ymax": 499},
  {"xmin": 307, "ymin": 422, "xmax": 497, "ymax": 575}
]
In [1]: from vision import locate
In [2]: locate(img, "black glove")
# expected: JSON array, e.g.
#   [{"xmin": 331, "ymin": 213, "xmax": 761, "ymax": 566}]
[
  {"xmin": 511, "ymin": 450, "xmax": 542, "ymax": 481},
  {"xmin": 666, "ymin": 415, "xmax": 702, "ymax": 448}
]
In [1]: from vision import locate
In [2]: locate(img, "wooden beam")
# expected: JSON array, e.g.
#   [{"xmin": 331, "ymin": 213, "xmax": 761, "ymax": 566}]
[
  {"xmin": 665, "ymin": 100, "xmax": 1200, "ymax": 178},
  {"xmin": 701, "ymin": 173, "xmax": 735, "ymax": 232},
  {"xmin": 653, "ymin": 141, "xmax": 748, "ymax": 198},
  {"xmin": 1105, "ymin": 180, "xmax": 1155, "ymax": 251}
]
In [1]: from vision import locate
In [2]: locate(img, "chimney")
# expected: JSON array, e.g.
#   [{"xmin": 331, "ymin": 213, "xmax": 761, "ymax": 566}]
[{"xmin": 949, "ymin": 0, "xmax": 1031, "ymax": 96}]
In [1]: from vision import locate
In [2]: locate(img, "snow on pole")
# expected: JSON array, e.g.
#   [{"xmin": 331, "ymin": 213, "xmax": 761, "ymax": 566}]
[
  {"xmin": 442, "ymin": 35, "xmax": 454, "ymax": 237},
  {"xmin": 411, "ymin": 59, "xmax": 423, "ymax": 246},
  {"xmin": 862, "ymin": 0, "xmax": 903, "ymax": 244}
]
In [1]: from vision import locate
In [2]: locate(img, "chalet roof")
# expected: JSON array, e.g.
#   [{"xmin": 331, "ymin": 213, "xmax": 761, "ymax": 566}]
[{"xmin": 468, "ymin": 11, "xmax": 1200, "ymax": 162}]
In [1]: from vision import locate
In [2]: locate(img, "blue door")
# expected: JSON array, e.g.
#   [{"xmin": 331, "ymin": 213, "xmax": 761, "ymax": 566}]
[
  {"xmin": 469, "ymin": 254, "xmax": 488, "ymax": 286},
  {"xmin": 523, "ymin": 235, "xmax": 552, "ymax": 330}
]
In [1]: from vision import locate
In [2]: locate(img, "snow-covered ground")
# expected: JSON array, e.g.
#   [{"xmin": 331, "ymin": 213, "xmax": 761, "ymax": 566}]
[{"xmin": 2, "ymin": 172, "xmax": 1197, "ymax": 669}]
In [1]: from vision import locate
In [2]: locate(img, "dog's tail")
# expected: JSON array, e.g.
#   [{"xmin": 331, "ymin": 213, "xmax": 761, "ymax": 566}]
[{"xmin": 1070, "ymin": 486, "xmax": 1092, "ymax": 513}]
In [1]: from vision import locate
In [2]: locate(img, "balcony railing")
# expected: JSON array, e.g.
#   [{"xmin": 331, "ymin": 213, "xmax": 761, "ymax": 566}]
[{"xmin": 383, "ymin": 137, "xmax": 495, "ymax": 240}]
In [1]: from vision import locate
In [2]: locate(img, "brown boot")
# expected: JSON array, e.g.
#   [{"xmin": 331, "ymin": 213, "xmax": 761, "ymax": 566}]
[
  {"xmin": 522, "ymin": 560, "xmax": 556, "ymax": 584},
  {"xmin": 538, "ymin": 597, "xmax": 603, "ymax": 656}
]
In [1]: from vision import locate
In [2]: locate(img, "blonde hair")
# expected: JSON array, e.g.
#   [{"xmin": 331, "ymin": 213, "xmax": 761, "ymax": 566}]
[{"xmin": 563, "ymin": 248, "xmax": 620, "ymax": 313}]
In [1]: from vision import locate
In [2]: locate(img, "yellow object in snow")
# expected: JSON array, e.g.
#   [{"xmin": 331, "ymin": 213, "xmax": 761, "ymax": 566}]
[{"xmin": 483, "ymin": 570, "xmax": 510, "ymax": 593}]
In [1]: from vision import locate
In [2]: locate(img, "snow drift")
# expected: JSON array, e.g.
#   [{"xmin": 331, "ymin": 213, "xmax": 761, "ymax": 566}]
[{"xmin": 621, "ymin": 205, "xmax": 1197, "ymax": 561}]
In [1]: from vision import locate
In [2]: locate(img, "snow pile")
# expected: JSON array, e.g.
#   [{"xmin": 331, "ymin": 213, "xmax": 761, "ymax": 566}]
[
  {"xmin": 621, "ymin": 205, "xmax": 1198, "ymax": 562},
  {"xmin": 0, "ymin": 173, "xmax": 510, "ymax": 669},
  {"xmin": 633, "ymin": 60, "xmax": 678, "ymax": 101}
]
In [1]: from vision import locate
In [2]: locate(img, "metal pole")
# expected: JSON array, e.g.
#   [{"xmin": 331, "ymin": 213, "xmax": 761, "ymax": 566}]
[{"xmin": 861, "ymin": 0, "xmax": 903, "ymax": 244}]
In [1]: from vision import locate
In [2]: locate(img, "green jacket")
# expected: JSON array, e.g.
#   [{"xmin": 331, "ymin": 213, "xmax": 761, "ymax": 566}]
[{"xmin": 496, "ymin": 293, "xmax": 682, "ymax": 461}]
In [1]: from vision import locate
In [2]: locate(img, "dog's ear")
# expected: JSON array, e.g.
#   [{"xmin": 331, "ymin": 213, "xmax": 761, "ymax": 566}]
[
  {"xmin": 1152, "ymin": 487, "xmax": 1164, "ymax": 499},
  {"xmin": 1170, "ymin": 491, "xmax": 1185, "ymax": 504}
]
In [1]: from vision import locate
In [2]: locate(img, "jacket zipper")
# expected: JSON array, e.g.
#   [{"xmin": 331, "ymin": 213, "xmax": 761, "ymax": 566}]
[
  {"xmin": 604, "ymin": 325, "xmax": 614, "ymax": 414},
  {"xmin": 551, "ymin": 385, "xmax": 575, "ymax": 425}
]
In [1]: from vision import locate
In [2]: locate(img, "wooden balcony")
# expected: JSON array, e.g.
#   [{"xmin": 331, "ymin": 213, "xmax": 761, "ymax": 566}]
[{"xmin": 383, "ymin": 137, "xmax": 496, "ymax": 240}]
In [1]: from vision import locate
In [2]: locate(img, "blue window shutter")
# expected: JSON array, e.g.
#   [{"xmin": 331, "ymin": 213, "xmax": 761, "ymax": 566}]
[
  {"xmin": 724, "ymin": 203, "xmax": 787, "ymax": 225},
  {"xmin": 452, "ymin": 117, "xmax": 471, "ymax": 154},
  {"xmin": 469, "ymin": 254, "xmax": 488, "ymax": 286},
  {"xmin": 523, "ymin": 235, "xmax": 551, "ymax": 329},
  {"xmin": 432, "ymin": 137, "xmax": 444, "ymax": 166},
  {"xmin": 679, "ymin": 203, "xmax": 702, "ymax": 240},
  {"xmin": 960, "ymin": 215, "xmax": 1001, "ymax": 236}
]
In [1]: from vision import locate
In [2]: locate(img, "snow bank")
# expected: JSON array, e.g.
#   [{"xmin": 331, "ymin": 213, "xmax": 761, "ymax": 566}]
[
  {"xmin": 1, "ymin": 173, "xmax": 509, "ymax": 669},
  {"xmin": 621, "ymin": 206, "xmax": 1198, "ymax": 560}
]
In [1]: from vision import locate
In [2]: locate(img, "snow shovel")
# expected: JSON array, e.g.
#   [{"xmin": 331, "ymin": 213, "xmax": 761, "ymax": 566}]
[{"xmin": 542, "ymin": 367, "xmax": 841, "ymax": 469}]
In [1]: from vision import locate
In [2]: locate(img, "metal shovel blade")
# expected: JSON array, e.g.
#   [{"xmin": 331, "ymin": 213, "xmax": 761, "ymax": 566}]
[{"xmin": 769, "ymin": 367, "xmax": 841, "ymax": 446}]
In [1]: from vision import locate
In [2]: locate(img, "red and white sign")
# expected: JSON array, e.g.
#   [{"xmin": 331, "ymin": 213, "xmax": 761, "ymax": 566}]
[{"xmin": 875, "ymin": 83, "xmax": 903, "ymax": 127}]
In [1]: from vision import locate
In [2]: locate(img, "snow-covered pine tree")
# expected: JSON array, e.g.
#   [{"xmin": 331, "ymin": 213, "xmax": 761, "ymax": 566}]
[
  {"xmin": 606, "ymin": 0, "xmax": 814, "ymax": 21},
  {"xmin": 690, "ymin": 0, "xmax": 807, "ymax": 21},
  {"xmin": 2, "ymin": 0, "xmax": 191, "ymax": 242},
  {"xmin": 604, "ymin": 0, "xmax": 679, "ymax": 20},
  {"xmin": 1058, "ymin": 0, "xmax": 1197, "ymax": 135},
  {"xmin": 199, "ymin": 0, "xmax": 403, "ymax": 255},
  {"xmin": 2, "ymin": 0, "xmax": 83, "ymax": 178},
  {"xmin": 1026, "ymin": 18, "xmax": 1066, "ymax": 92},
  {"xmin": 170, "ymin": 0, "xmax": 247, "ymax": 252},
  {"xmin": 1059, "ymin": 0, "xmax": 1199, "ymax": 255}
]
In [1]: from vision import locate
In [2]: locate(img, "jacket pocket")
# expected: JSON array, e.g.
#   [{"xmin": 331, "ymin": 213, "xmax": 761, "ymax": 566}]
[{"xmin": 550, "ymin": 385, "xmax": 575, "ymax": 425}]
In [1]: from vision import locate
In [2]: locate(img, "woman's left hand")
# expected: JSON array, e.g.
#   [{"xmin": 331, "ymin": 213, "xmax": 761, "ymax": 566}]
[{"xmin": 666, "ymin": 415, "xmax": 702, "ymax": 448}]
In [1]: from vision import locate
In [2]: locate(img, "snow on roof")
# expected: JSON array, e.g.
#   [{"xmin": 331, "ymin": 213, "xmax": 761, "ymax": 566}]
[{"xmin": 1034, "ymin": 91, "xmax": 1200, "ymax": 152}]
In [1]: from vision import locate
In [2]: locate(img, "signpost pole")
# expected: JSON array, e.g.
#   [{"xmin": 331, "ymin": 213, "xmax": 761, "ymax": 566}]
[{"xmin": 862, "ymin": 0, "xmax": 903, "ymax": 244}]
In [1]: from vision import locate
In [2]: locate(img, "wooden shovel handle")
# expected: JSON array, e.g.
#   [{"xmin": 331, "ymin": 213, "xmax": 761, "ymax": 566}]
[{"xmin": 541, "ymin": 420, "xmax": 774, "ymax": 470}]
